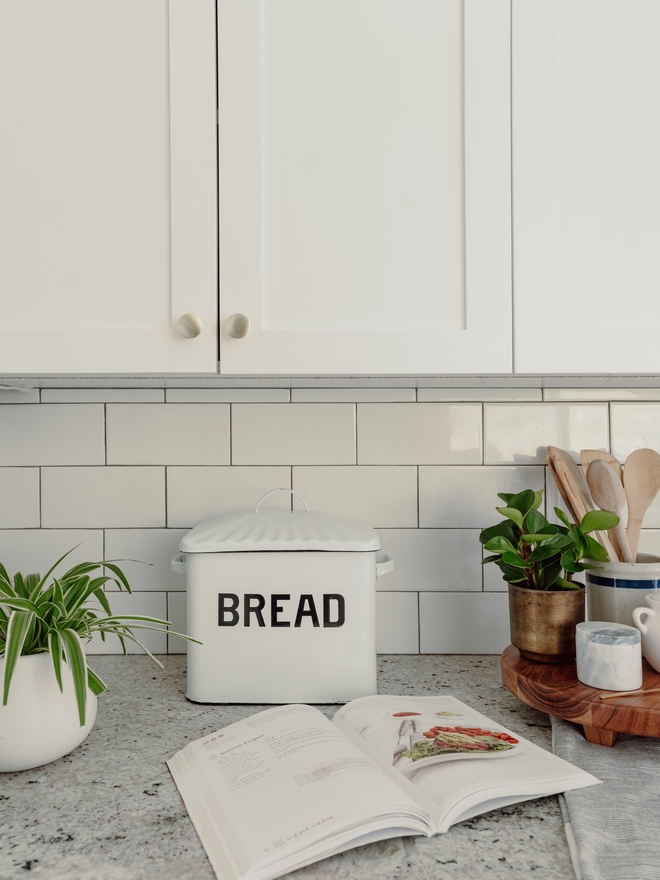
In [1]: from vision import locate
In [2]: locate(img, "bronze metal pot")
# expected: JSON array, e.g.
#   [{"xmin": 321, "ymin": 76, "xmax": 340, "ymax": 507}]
[{"xmin": 508, "ymin": 582, "xmax": 585, "ymax": 663}]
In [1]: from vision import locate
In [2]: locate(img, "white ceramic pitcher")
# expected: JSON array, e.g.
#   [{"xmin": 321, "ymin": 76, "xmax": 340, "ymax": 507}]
[{"xmin": 632, "ymin": 593, "xmax": 660, "ymax": 673}]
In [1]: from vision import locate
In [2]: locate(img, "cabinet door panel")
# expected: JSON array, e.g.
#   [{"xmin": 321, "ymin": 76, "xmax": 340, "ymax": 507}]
[
  {"xmin": 219, "ymin": 0, "xmax": 511, "ymax": 375},
  {"xmin": 513, "ymin": 0, "xmax": 660, "ymax": 373},
  {"xmin": 0, "ymin": 0, "xmax": 216, "ymax": 373}
]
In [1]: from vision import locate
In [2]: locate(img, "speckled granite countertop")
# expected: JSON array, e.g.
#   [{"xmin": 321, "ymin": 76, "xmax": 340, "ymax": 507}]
[{"xmin": 0, "ymin": 656, "xmax": 576, "ymax": 880}]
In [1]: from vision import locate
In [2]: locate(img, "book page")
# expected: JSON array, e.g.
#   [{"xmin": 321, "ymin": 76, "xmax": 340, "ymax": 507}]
[
  {"xmin": 168, "ymin": 703, "xmax": 431, "ymax": 878},
  {"xmin": 333, "ymin": 695, "xmax": 599, "ymax": 832}
]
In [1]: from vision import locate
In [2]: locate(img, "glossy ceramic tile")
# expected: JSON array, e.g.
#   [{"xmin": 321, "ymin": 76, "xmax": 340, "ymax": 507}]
[
  {"xmin": 0, "ymin": 404, "xmax": 104, "ymax": 466},
  {"xmin": 483, "ymin": 554, "xmax": 508, "ymax": 592},
  {"xmin": 375, "ymin": 592, "xmax": 419, "ymax": 653},
  {"xmin": 0, "ymin": 529, "xmax": 103, "ymax": 577},
  {"xmin": 232, "ymin": 404, "xmax": 356, "ymax": 465},
  {"xmin": 357, "ymin": 403, "xmax": 482, "ymax": 465},
  {"xmin": 419, "ymin": 465, "xmax": 545, "ymax": 528},
  {"xmin": 545, "ymin": 388, "xmax": 660, "ymax": 401},
  {"xmin": 167, "ymin": 591, "xmax": 188, "ymax": 654},
  {"xmin": 484, "ymin": 403, "xmax": 609, "ymax": 464},
  {"xmin": 292, "ymin": 466, "xmax": 418, "ymax": 528},
  {"xmin": 104, "ymin": 529, "xmax": 188, "ymax": 592},
  {"xmin": 638, "ymin": 531, "xmax": 660, "ymax": 559},
  {"xmin": 41, "ymin": 467, "xmax": 165, "ymax": 528},
  {"xmin": 0, "ymin": 388, "xmax": 39, "ymax": 403},
  {"xmin": 106, "ymin": 404, "xmax": 230, "ymax": 465},
  {"xmin": 166, "ymin": 466, "xmax": 291, "ymax": 528},
  {"xmin": 291, "ymin": 388, "xmax": 415, "ymax": 402},
  {"xmin": 611, "ymin": 403, "xmax": 660, "ymax": 461},
  {"xmin": 165, "ymin": 388, "xmax": 290, "ymax": 402},
  {"xmin": 418, "ymin": 388, "xmax": 542, "ymax": 402},
  {"xmin": 419, "ymin": 592, "xmax": 510, "ymax": 653},
  {"xmin": 0, "ymin": 468, "xmax": 40, "ymax": 528},
  {"xmin": 86, "ymin": 591, "xmax": 168, "ymax": 655},
  {"xmin": 41, "ymin": 389, "xmax": 165, "ymax": 402},
  {"xmin": 376, "ymin": 529, "xmax": 482, "ymax": 592}
]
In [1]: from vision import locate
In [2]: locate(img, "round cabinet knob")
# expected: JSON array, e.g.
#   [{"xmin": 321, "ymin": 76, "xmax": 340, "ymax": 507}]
[
  {"xmin": 225, "ymin": 313, "xmax": 250, "ymax": 339},
  {"xmin": 176, "ymin": 313, "xmax": 203, "ymax": 339}
]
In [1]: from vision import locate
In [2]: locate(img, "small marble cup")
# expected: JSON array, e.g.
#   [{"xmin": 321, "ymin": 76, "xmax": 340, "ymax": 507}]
[{"xmin": 575, "ymin": 621, "xmax": 642, "ymax": 691}]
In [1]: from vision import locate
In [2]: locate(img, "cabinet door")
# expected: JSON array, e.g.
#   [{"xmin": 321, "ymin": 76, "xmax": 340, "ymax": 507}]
[
  {"xmin": 0, "ymin": 0, "xmax": 216, "ymax": 373},
  {"xmin": 513, "ymin": 0, "xmax": 660, "ymax": 373},
  {"xmin": 218, "ymin": 0, "xmax": 511, "ymax": 375}
]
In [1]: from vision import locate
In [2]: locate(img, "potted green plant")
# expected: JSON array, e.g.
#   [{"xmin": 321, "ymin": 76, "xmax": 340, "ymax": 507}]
[
  {"xmin": 0, "ymin": 548, "xmax": 196, "ymax": 772},
  {"xmin": 479, "ymin": 489, "xmax": 619, "ymax": 662}
]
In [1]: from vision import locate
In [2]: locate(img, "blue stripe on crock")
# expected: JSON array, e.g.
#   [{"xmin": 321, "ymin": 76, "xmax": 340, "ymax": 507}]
[{"xmin": 585, "ymin": 573, "xmax": 660, "ymax": 590}]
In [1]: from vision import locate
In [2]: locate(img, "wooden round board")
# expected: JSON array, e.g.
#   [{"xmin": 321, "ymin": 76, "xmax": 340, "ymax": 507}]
[{"xmin": 501, "ymin": 645, "xmax": 660, "ymax": 746}]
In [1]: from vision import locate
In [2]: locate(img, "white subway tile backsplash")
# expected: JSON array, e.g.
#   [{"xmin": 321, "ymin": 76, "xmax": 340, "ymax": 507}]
[
  {"xmin": 0, "ymin": 404, "xmax": 104, "ymax": 465},
  {"xmin": 85, "ymin": 591, "xmax": 168, "ymax": 654},
  {"xmin": 0, "ymin": 384, "xmax": 652, "ymax": 655},
  {"xmin": 611, "ymin": 403, "xmax": 660, "ymax": 461},
  {"xmin": 293, "ymin": 466, "xmax": 417, "ymax": 528},
  {"xmin": 0, "ymin": 468, "xmax": 40, "ymax": 527},
  {"xmin": 376, "ymin": 529, "xmax": 482, "ymax": 592},
  {"xmin": 418, "ymin": 388, "xmax": 542, "ymax": 402},
  {"xmin": 42, "ymin": 467, "xmax": 165, "ymax": 528},
  {"xmin": 358, "ymin": 404, "xmax": 482, "ymax": 465},
  {"xmin": 376, "ymin": 592, "xmax": 419, "ymax": 653},
  {"xmin": 0, "ymin": 529, "xmax": 103, "ymax": 578},
  {"xmin": 167, "ymin": 466, "xmax": 291, "ymax": 528},
  {"xmin": 419, "ymin": 466, "xmax": 545, "ymax": 528},
  {"xmin": 232, "ymin": 404, "xmax": 356, "ymax": 465},
  {"xmin": 41, "ymin": 389, "xmax": 165, "ymax": 403},
  {"xmin": 484, "ymin": 403, "xmax": 609, "ymax": 464},
  {"xmin": 291, "ymin": 388, "xmax": 416, "ymax": 403},
  {"xmin": 166, "ymin": 389, "xmax": 289, "ymax": 403},
  {"xmin": 167, "ymin": 592, "xmax": 188, "ymax": 654},
  {"xmin": 106, "ymin": 404, "xmax": 230, "ymax": 465},
  {"xmin": 104, "ymin": 529, "xmax": 188, "ymax": 592},
  {"xmin": 419, "ymin": 592, "xmax": 510, "ymax": 653}
]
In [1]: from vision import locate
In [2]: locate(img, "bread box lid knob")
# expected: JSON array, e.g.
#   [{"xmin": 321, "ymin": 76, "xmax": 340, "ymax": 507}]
[{"xmin": 179, "ymin": 489, "xmax": 381, "ymax": 553}]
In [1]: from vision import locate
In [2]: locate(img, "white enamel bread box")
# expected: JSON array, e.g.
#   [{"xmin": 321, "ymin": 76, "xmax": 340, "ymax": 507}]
[{"xmin": 171, "ymin": 490, "xmax": 394, "ymax": 703}]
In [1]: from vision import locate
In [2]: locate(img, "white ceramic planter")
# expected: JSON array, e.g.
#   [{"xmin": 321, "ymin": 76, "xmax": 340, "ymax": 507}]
[{"xmin": 0, "ymin": 653, "xmax": 97, "ymax": 772}]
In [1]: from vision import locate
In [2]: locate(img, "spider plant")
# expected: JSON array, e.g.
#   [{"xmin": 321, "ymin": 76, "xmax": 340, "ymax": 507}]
[{"xmin": 0, "ymin": 547, "xmax": 197, "ymax": 727}]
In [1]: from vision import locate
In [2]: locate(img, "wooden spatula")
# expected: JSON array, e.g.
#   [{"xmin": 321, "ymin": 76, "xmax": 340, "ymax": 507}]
[
  {"xmin": 623, "ymin": 448, "xmax": 660, "ymax": 561},
  {"xmin": 580, "ymin": 450, "xmax": 624, "ymax": 557},
  {"xmin": 580, "ymin": 450, "xmax": 623, "ymax": 484},
  {"xmin": 546, "ymin": 448, "xmax": 618, "ymax": 562},
  {"xmin": 587, "ymin": 459, "xmax": 634, "ymax": 563}
]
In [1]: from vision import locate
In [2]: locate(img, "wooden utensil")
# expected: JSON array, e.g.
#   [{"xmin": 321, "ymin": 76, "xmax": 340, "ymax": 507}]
[
  {"xmin": 547, "ymin": 446, "xmax": 618, "ymax": 562},
  {"xmin": 580, "ymin": 450, "xmax": 624, "ymax": 556},
  {"xmin": 586, "ymin": 459, "xmax": 634, "ymax": 563},
  {"xmin": 580, "ymin": 449, "xmax": 623, "ymax": 484},
  {"xmin": 623, "ymin": 448, "xmax": 660, "ymax": 561}
]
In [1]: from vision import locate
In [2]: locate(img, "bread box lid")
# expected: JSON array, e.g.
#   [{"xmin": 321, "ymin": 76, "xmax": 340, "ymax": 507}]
[{"xmin": 179, "ymin": 490, "xmax": 380, "ymax": 553}]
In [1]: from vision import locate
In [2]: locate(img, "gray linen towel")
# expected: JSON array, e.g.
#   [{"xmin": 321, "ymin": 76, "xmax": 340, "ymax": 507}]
[{"xmin": 551, "ymin": 715, "xmax": 660, "ymax": 880}]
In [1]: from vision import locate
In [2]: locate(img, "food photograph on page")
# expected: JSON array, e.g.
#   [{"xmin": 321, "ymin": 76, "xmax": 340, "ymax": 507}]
[{"xmin": 335, "ymin": 695, "xmax": 522, "ymax": 777}]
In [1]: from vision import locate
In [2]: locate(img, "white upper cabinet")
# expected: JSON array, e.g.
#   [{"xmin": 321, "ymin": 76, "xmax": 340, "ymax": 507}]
[
  {"xmin": 0, "ymin": 0, "xmax": 217, "ymax": 374},
  {"xmin": 513, "ymin": 0, "xmax": 660, "ymax": 374},
  {"xmin": 218, "ymin": 0, "xmax": 512, "ymax": 375}
]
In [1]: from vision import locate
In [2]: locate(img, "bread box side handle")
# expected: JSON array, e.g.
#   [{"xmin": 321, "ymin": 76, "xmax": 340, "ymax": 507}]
[
  {"xmin": 376, "ymin": 555, "xmax": 395, "ymax": 578},
  {"xmin": 171, "ymin": 553, "xmax": 187, "ymax": 575}
]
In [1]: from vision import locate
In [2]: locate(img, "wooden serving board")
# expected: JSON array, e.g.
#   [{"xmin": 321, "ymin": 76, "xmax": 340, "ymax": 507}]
[{"xmin": 501, "ymin": 645, "xmax": 660, "ymax": 746}]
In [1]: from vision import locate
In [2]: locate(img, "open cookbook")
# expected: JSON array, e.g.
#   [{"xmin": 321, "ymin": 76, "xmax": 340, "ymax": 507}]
[{"xmin": 168, "ymin": 695, "xmax": 599, "ymax": 880}]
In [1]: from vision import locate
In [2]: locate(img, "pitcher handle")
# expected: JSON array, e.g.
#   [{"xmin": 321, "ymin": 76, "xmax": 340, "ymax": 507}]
[{"xmin": 633, "ymin": 605, "xmax": 655, "ymax": 635}]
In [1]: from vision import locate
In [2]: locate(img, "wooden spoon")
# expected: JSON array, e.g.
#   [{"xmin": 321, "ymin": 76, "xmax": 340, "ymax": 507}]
[
  {"xmin": 587, "ymin": 459, "xmax": 634, "ymax": 563},
  {"xmin": 580, "ymin": 450, "xmax": 623, "ymax": 484},
  {"xmin": 623, "ymin": 448, "xmax": 660, "ymax": 561},
  {"xmin": 547, "ymin": 446, "xmax": 618, "ymax": 561},
  {"xmin": 580, "ymin": 450, "xmax": 623, "ymax": 557}
]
